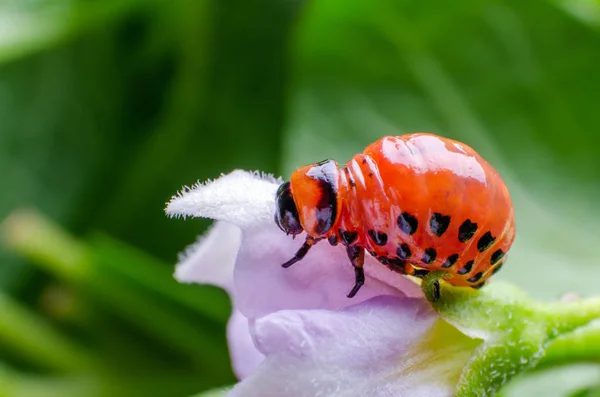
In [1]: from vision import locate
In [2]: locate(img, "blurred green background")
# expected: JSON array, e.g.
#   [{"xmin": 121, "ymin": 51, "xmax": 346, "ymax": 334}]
[{"xmin": 0, "ymin": 0, "xmax": 599, "ymax": 396}]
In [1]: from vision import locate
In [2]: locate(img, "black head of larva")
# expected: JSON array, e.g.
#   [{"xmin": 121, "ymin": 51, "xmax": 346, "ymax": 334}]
[{"xmin": 274, "ymin": 182, "xmax": 303, "ymax": 236}]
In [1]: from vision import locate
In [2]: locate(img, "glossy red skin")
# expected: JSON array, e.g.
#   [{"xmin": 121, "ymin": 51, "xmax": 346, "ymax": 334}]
[{"xmin": 290, "ymin": 133, "xmax": 515, "ymax": 288}]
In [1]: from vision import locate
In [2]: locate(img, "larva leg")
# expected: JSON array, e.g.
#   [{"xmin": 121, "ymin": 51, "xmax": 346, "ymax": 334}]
[
  {"xmin": 346, "ymin": 245, "xmax": 365, "ymax": 298},
  {"xmin": 282, "ymin": 236, "xmax": 321, "ymax": 268}
]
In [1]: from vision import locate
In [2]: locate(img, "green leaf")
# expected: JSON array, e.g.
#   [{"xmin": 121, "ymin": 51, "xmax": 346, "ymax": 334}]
[
  {"xmin": 0, "ymin": 0, "xmax": 152, "ymax": 64},
  {"xmin": 570, "ymin": 385, "xmax": 600, "ymax": 397}
]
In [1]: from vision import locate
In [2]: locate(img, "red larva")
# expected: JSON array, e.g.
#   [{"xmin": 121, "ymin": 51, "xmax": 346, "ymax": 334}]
[{"xmin": 274, "ymin": 133, "xmax": 515, "ymax": 300}]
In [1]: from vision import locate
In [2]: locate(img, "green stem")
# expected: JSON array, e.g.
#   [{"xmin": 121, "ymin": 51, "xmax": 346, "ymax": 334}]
[
  {"xmin": 89, "ymin": 233, "xmax": 230, "ymax": 323},
  {"xmin": 420, "ymin": 275, "xmax": 600, "ymax": 394},
  {"xmin": 539, "ymin": 318, "xmax": 600, "ymax": 369},
  {"xmin": 2, "ymin": 209, "xmax": 89, "ymax": 281},
  {"xmin": 0, "ymin": 364, "xmax": 217, "ymax": 397},
  {"xmin": 0, "ymin": 291, "xmax": 95, "ymax": 373},
  {"xmin": 2, "ymin": 209, "xmax": 230, "ymax": 374},
  {"xmin": 540, "ymin": 297, "xmax": 600, "ymax": 337},
  {"xmin": 0, "ymin": 365, "xmax": 102, "ymax": 397}
]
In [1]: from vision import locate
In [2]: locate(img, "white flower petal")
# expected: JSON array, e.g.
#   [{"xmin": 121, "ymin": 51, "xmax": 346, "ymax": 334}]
[
  {"xmin": 229, "ymin": 296, "xmax": 478, "ymax": 397},
  {"xmin": 233, "ymin": 224, "xmax": 422, "ymax": 319},
  {"xmin": 165, "ymin": 170, "xmax": 282, "ymax": 228},
  {"xmin": 172, "ymin": 219, "xmax": 265, "ymax": 379},
  {"xmin": 227, "ymin": 310, "xmax": 265, "ymax": 380},
  {"xmin": 174, "ymin": 220, "xmax": 242, "ymax": 293}
]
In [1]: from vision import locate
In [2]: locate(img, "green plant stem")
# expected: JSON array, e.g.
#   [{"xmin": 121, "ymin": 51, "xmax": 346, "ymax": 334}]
[
  {"xmin": 541, "ymin": 297, "xmax": 600, "ymax": 336},
  {"xmin": 539, "ymin": 319, "xmax": 600, "ymax": 369},
  {"xmin": 0, "ymin": 365, "xmax": 102, "ymax": 397},
  {"xmin": 0, "ymin": 364, "xmax": 218, "ymax": 397},
  {"xmin": 89, "ymin": 233, "xmax": 230, "ymax": 323},
  {"xmin": 1, "ymin": 209, "xmax": 230, "ymax": 372},
  {"xmin": 421, "ymin": 274, "xmax": 600, "ymax": 395},
  {"xmin": 2, "ymin": 209, "xmax": 89, "ymax": 281},
  {"xmin": 0, "ymin": 292, "xmax": 95, "ymax": 373}
]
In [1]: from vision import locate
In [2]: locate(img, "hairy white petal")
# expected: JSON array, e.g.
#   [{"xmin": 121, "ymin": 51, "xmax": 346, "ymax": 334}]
[{"xmin": 165, "ymin": 170, "xmax": 282, "ymax": 228}]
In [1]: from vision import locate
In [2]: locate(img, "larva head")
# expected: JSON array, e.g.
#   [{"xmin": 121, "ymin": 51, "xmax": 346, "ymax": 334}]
[
  {"xmin": 275, "ymin": 159, "xmax": 341, "ymax": 237},
  {"xmin": 274, "ymin": 181, "xmax": 303, "ymax": 236}
]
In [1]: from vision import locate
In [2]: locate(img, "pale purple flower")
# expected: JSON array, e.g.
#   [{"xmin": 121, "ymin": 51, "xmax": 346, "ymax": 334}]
[{"xmin": 166, "ymin": 170, "xmax": 481, "ymax": 396}]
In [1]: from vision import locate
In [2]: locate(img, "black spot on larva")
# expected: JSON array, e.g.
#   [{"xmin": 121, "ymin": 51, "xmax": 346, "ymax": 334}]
[
  {"xmin": 492, "ymin": 262, "xmax": 504, "ymax": 275},
  {"xmin": 412, "ymin": 268, "xmax": 430, "ymax": 278},
  {"xmin": 387, "ymin": 259, "xmax": 406, "ymax": 272},
  {"xmin": 467, "ymin": 272, "xmax": 483, "ymax": 283},
  {"xmin": 472, "ymin": 281, "xmax": 486, "ymax": 290},
  {"xmin": 457, "ymin": 260, "xmax": 474, "ymax": 275},
  {"xmin": 368, "ymin": 172, "xmax": 374, "ymax": 178},
  {"xmin": 477, "ymin": 231, "xmax": 496, "ymax": 252},
  {"xmin": 339, "ymin": 230, "xmax": 358, "ymax": 245},
  {"xmin": 442, "ymin": 254, "xmax": 459, "ymax": 268},
  {"xmin": 397, "ymin": 243, "xmax": 412, "ymax": 260},
  {"xmin": 368, "ymin": 230, "xmax": 388, "ymax": 246},
  {"xmin": 430, "ymin": 213, "xmax": 451, "ymax": 237},
  {"xmin": 491, "ymin": 249, "xmax": 505, "ymax": 265},
  {"xmin": 362, "ymin": 159, "xmax": 367, "ymax": 165},
  {"xmin": 458, "ymin": 219, "xmax": 478, "ymax": 242},
  {"xmin": 378, "ymin": 256, "xmax": 391, "ymax": 265},
  {"xmin": 421, "ymin": 248, "xmax": 437, "ymax": 264},
  {"xmin": 328, "ymin": 235, "xmax": 338, "ymax": 246},
  {"xmin": 398, "ymin": 212, "xmax": 418, "ymax": 235}
]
